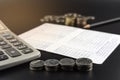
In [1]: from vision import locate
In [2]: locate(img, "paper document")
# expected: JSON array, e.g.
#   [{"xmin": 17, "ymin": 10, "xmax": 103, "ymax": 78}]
[{"xmin": 19, "ymin": 23, "xmax": 120, "ymax": 64}]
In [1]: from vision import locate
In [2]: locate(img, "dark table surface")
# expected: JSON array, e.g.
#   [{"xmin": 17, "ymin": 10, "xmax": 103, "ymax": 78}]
[{"xmin": 0, "ymin": 0, "xmax": 120, "ymax": 80}]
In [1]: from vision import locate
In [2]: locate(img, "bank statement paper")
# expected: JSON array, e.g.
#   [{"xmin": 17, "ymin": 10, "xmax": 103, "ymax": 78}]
[{"xmin": 19, "ymin": 23, "xmax": 120, "ymax": 64}]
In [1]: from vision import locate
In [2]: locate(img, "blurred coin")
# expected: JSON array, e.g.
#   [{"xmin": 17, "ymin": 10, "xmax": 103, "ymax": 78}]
[
  {"xmin": 59, "ymin": 58, "xmax": 75, "ymax": 71},
  {"xmin": 40, "ymin": 19, "xmax": 46, "ymax": 23},
  {"xmin": 76, "ymin": 58, "xmax": 93, "ymax": 71},
  {"xmin": 44, "ymin": 59, "xmax": 59, "ymax": 71},
  {"xmin": 55, "ymin": 18, "xmax": 65, "ymax": 24},
  {"xmin": 30, "ymin": 60, "xmax": 44, "ymax": 71},
  {"xmin": 65, "ymin": 16, "xmax": 76, "ymax": 26},
  {"xmin": 76, "ymin": 17, "xmax": 84, "ymax": 27}
]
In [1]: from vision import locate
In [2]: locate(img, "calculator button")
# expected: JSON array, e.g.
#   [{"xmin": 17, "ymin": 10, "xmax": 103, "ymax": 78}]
[
  {"xmin": 0, "ymin": 55, "xmax": 8, "ymax": 61},
  {"xmin": 1, "ymin": 44, "xmax": 11, "ymax": 49},
  {"xmin": 1, "ymin": 32, "xmax": 11, "ymax": 37},
  {"xmin": 13, "ymin": 41, "xmax": 22, "ymax": 46},
  {"xmin": 0, "ymin": 51, "xmax": 4, "ymax": 55},
  {"xmin": 0, "ymin": 41, "xmax": 7, "ymax": 45},
  {"xmin": 9, "ymin": 39, "xmax": 18, "ymax": 43},
  {"xmin": 5, "ymin": 48, "xmax": 21, "ymax": 57},
  {"xmin": 5, "ymin": 35, "xmax": 14, "ymax": 40},
  {"xmin": 16, "ymin": 45, "xmax": 27, "ymax": 50},
  {"xmin": 1, "ymin": 32, "xmax": 14, "ymax": 40},
  {"xmin": 22, "ymin": 48, "xmax": 33, "ymax": 54}
]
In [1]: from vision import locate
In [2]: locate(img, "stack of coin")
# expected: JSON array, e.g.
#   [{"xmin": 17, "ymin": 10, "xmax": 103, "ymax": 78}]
[
  {"xmin": 76, "ymin": 17, "xmax": 84, "ymax": 27},
  {"xmin": 40, "ymin": 15, "xmax": 53, "ymax": 23},
  {"xmin": 29, "ymin": 58, "xmax": 93, "ymax": 72},
  {"xmin": 44, "ymin": 59, "xmax": 59, "ymax": 71},
  {"xmin": 76, "ymin": 58, "xmax": 93, "ymax": 71},
  {"xmin": 64, "ymin": 13, "xmax": 80, "ymax": 26},
  {"xmin": 59, "ymin": 58, "xmax": 75, "ymax": 71},
  {"xmin": 65, "ymin": 13, "xmax": 76, "ymax": 26},
  {"xmin": 40, "ymin": 13, "xmax": 95, "ymax": 28},
  {"xmin": 55, "ymin": 16, "xmax": 65, "ymax": 24},
  {"xmin": 30, "ymin": 60, "xmax": 44, "ymax": 71}
]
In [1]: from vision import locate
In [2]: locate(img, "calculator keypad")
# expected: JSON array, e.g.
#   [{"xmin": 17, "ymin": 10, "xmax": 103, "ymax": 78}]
[
  {"xmin": 0, "ymin": 21, "xmax": 40, "ymax": 70},
  {"xmin": 0, "ymin": 32, "xmax": 34, "ymax": 60}
]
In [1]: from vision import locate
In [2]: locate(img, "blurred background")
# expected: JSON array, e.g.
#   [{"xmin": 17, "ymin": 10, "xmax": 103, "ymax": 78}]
[{"xmin": 0, "ymin": 0, "xmax": 120, "ymax": 34}]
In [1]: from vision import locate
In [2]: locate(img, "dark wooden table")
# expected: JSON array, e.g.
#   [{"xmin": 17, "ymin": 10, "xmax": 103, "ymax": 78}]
[{"xmin": 0, "ymin": 0, "xmax": 120, "ymax": 80}]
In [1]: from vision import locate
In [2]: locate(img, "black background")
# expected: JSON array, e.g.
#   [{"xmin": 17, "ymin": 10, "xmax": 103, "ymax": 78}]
[{"xmin": 0, "ymin": 0, "xmax": 120, "ymax": 80}]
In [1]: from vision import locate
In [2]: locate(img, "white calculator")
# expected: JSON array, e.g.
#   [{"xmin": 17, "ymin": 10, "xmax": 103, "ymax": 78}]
[{"xmin": 0, "ymin": 20, "xmax": 40, "ymax": 70}]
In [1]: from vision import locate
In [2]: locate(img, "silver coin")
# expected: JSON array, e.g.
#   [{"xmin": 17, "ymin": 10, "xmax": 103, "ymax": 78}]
[
  {"xmin": 59, "ymin": 58, "xmax": 75, "ymax": 71},
  {"xmin": 30, "ymin": 60, "xmax": 44, "ymax": 71},
  {"xmin": 44, "ymin": 59, "xmax": 59, "ymax": 71},
  {"xmin": 76, "ymin": 58, "xmax": 93, "ymax": 71}
]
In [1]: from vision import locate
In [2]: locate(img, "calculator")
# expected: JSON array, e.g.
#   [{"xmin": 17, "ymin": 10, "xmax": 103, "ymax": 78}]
[{"xmin": 0, "ymin": 20, "xmax": 40, "ymax": 70}]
